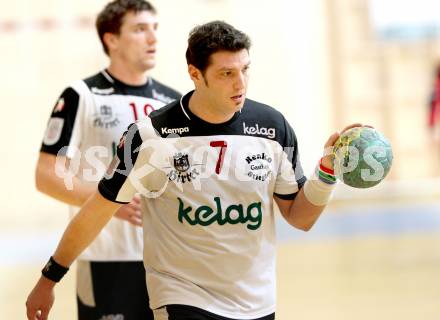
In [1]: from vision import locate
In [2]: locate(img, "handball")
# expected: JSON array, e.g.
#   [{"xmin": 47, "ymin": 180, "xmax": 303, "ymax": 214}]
[{"xmin": 333, "ymin": 127, "xmax": 393, "ymax": 188}]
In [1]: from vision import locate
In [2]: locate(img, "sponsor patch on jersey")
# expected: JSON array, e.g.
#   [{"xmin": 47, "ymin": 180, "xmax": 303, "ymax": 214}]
[
  {"xmin": 43, "ymin": 117, "xmax": 64, "ymax": 145},
  {"xmin": 161, "ymin": 127, "xmax": 189, "ymax": 135},
  {"xmin": 93, "ymin": 105, "xmax": 121, "ymax": 129},
  {"xmin": 177, "ymin": 196, "xmax": 263, "ymax": 230},
  {"xmin": 245, "ymin": 152, "xmax": 273, "ymax": 181},
  {"xmin": 243, "ymin": 122, "xmax": 276, "ymax": 139}
]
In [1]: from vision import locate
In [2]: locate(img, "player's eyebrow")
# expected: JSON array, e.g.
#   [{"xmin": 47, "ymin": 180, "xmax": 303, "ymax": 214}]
[
  {"xmin": 133, "ymin": 22, "xmax": 158, "ymax": 28},
  {"xmin": 218, "ymin": 62, "xmax": 251, "ymax": 71}
]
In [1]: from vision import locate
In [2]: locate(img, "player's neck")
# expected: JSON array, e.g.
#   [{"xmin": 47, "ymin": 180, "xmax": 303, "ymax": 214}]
[
  {"xmin": 107, "ymin": 62, "xmax": 150, "ymax": 86},
  {"xmin": 189, "ymin": 91, "xmax": 235, "ymax": 124}
]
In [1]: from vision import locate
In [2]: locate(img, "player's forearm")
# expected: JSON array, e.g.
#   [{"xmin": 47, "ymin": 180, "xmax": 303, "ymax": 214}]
[
  {"xmin": 35, "ymin": 154, "xmax": 96, "ymax": 207},
  {"xmin": 52, "ymin": 191, "xmax": 121, "ymax": 267},
  {"xmin": 285, "ymin": 189, "xmax": 327, "ymax": 231},
  {"xmin": 35, "ymin": 275, "xmax": 56, "ymax": 290},
  {"xmin": 36, "ymin": 172, "xmax": 96, "ymax": 207}
]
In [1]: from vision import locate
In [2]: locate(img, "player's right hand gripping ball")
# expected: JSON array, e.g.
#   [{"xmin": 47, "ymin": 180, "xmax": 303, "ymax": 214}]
[{"xmin": 333, "ymin": 127, "xmax": 393, "ymax": 188}]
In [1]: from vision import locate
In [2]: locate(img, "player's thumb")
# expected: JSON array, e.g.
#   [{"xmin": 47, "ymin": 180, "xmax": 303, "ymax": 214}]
[
  {"xmin": 26, "ymin": 306, "xmax": 37, "ymax": 320},
  {"xmin": 324, "ymin": 132, "xmax": 340, "ymax": 149}
]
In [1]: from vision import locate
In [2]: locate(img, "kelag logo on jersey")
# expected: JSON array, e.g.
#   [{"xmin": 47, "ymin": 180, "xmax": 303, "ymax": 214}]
[
  {"xmin": 243, "ymin": 122, "xmax": 276, "ymax": 139},
  {"xmin": 164, "ymin": 152, "xmax": 203, "ymax": 184},
  {"xmin": 245, "ymin": 153, "xmax": 273, "ymax": 182},
  {"xmin": 93, "ymin": 105, "xmax": 120, "ymax": 129},
  {"xmin": 177, "ymin": 197, "xmax": 262, "ymax": 230}
]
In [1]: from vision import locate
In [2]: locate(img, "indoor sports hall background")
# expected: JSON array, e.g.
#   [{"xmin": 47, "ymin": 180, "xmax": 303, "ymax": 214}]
[{"xmin": 1, "ymin": 0, "xmax": 440, "ymax": 319}]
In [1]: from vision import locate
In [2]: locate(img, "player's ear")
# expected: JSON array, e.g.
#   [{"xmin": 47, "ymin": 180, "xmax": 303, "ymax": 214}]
[
  {"xmin": 188, "ymin": 64, "xmax": 202, "ymax": 82},
  {"xmin": 103, "ymin": 32, "xmax": 119, "ymax": 53}
]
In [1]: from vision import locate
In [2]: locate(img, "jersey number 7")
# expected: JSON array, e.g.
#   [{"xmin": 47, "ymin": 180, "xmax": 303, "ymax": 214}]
[{"xmin": 210, "ymin": 140, "xmax": 228, "ymax": 175}]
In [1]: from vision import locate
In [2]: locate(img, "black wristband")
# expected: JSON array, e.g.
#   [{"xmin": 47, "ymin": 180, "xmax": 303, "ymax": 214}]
[{"xmin": 41, "ymin": 256, "xmax": 69, "ymax": 282}]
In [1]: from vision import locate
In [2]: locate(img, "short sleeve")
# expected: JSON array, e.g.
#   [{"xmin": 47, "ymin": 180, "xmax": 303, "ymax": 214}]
[
  {"xmin": 274, "ymin": 118, "xmax": 307, "ymax": 200},
  {"xmin": 98, "ymin": 124, "xmax": 144, "ymax": 204},
  {"xmin": 40, "ymin": 87, "xmax": 81, "ymax": 156}
]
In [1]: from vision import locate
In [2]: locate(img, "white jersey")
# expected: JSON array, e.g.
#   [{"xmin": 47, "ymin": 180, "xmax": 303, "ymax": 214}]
[
  {"xmin": 40, "ymin": 70, "xmax": 180, "ymax": 261},
  {"xmin": 98, "ymin": 91, "xmax": 306, "ymax": 318}
]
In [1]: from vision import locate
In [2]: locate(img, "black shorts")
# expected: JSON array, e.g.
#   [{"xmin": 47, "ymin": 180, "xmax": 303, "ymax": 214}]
[
  {"xmin": 76, "ymin": 260, "xmax": 153, "ymax": 320},
  {"xmin": 152, "ymin": 304, "xmax": 275, "ymax": 320}
]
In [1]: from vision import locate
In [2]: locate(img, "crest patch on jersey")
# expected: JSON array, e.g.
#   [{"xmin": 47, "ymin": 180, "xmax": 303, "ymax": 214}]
[
  {"xmin": 53, "ymin": 98, "xmax": 65, "ymax": 113},
  {"xmin": 43, "ymin": 117, "xmax": 64, "ymax": 146},
  {"xmin": 163, "ymin": 152, "xmax": 203, "ymax": 184},
  {"xmin": 174, "ymin": 153, "xmax": 190, "ymax": 172}
]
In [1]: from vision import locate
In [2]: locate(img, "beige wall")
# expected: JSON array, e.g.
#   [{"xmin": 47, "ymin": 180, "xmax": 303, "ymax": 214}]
[{"xmin": 326, "ymin": 0, "xmax": 440, "ymax": 183}]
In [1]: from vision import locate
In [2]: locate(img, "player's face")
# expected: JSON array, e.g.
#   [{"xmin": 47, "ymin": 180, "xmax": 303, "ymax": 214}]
[
  {"xmin": 114, "ymin": 10, "xmax": 158, "ymax": 71},
  {"xmin": 197, "ymin": 49, "xmax": 250, "ymax": 117}
]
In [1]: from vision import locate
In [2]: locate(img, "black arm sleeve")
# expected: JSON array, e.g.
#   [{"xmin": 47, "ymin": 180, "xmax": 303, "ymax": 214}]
[
  {"xmin": 98, "ymin": 123, "xmax": 143, "ymax": 203},
  {"xmin": 40, "ymin": 87, "xmax": 81, "ymax": 155}
]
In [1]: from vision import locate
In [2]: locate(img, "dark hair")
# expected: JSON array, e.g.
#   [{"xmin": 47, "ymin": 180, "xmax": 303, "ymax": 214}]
[
  {"xmin": 96, "ymin": 0, "xmax": 157, "ymax": 55},
  {"xmin": 185, "ymin": 21, "xmax": 251, "ymax": 73}
]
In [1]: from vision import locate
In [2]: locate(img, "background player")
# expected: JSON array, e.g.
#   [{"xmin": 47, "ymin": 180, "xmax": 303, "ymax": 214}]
[{"xmin": 35, "ymin": 0, "xmax": 180, "ymax": 319}]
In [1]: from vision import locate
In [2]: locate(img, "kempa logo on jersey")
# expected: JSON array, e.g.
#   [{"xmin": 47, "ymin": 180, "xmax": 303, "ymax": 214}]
[
  {"xmin": 245, "ymin": 152, "xmax": 273, "ymax": 181},
  {"xmin": 93, "ymin": 105, "xmax": 120, "ymax": 129},
  {"xmin": 178, "ymin": 197, "xmax": 262, "ymax": 230},
  {"xmin": 161, "ymin": 127, "xmax": 190, "ymax": 135},
  {"xmin": 164, "ymin": 152, "xmax": 203, "ymax": 184},
  {"xmin": 91, "ymin": 87, "xmax": 115, "ymax": 95},
  {"xmin": 152, "ymin": 89, "xmax": 175, "ymax": 104},
  {"xmin": 99, "ymin": 315, "xmax": 124, "ymax": 320},
  {"xmin": 243, "ymin": 122, "xmax": 276, "ymax": 139}
]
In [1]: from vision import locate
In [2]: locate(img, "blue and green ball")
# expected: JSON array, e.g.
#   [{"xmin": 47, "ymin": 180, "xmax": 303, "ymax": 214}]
[{"xmin": 333, "ymin": 127, "xmax": 393, "ymax": 188}]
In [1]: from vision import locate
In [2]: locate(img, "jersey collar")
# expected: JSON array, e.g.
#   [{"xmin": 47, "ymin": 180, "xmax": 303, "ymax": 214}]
[{"xmin": 179, "ymin": 91, "xmax": 242, "ymax": 127}]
